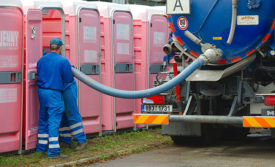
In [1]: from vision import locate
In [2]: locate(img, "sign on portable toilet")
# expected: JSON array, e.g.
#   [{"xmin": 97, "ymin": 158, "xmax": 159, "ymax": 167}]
[
  {"xmin": 0, "ymin": 0, "xmax": 24, "ymax": 153},
  {"xmin": 62, "ymin": 0, "xmax": 102, "ymax": 135},
  {"xmin": 129, "ymin": 5, "xmax": 168, "ymax": 119},
  {"xmin": 22, "ymin": 0, "xmax": 65, "ymax": 151},
  {"xmin": 93, "ymin": 2, "xmax": 135, "ymax": 132}
]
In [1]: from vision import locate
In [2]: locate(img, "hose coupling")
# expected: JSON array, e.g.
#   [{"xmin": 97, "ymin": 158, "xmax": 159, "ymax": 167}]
[{"xmin": 201, "ymin": 48, "xmax": 223, "ymax": 64}]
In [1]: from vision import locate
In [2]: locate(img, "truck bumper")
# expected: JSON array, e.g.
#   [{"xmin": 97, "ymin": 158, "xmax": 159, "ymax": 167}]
[{"xmin": 134, "ymin": 114, "xmax": 275, "ymax": 128}]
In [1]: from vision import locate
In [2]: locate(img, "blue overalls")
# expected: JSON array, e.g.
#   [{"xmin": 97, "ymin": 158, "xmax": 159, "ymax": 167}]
[
  {"xmin": 59, "ymin": 79, "xmax": 87, "ymax": 145},
  {"xmin": 36, "ymin": 52, "xmax": 73, "ymax": 157}
]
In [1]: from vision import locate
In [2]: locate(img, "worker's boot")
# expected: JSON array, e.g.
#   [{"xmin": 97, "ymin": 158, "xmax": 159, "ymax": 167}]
[
  {"xmin": 75, "ymin": 142, "xmax": 87, "ymax": 151},
  {"xmin": 60, "ymin": 141, "xmax": 73, "ymax": 149}
]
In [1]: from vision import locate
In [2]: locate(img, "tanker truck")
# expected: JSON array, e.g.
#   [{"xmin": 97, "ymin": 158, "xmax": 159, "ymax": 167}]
[
  {"xmin": 135, "ymin": 0, "xmax": 275, "ymax": 144},
  {"xmin": 72, "ymin": 0, "xmax": 275, "ymax": 144}
]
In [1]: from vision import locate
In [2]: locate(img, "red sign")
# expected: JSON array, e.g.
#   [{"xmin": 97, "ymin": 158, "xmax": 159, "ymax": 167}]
[{"xmin": 177, "ymin": 16, "xmax": 188, "ymax": 30}]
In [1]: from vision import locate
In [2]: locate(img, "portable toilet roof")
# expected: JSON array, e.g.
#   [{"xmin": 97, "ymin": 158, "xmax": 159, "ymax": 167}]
[
  {"xmin": 147, "ymin": 6, "xmax": 166, "ymax": 17},
  {"xmin": 128, "ymin": 4, "xmax": 166, "ymax": 22},
  {"xmin": 62, "ymin": 0, "xmax": 98, "ymax": 16},
  {"xmin": 92, "ymin": 1, "xmax": 131, "ymax": 18},
  {"xmin": 0, "ymin": 0, "xmax": 22, "ymax": 8},
  {"xmin": 151, "ymin": 6, "xmax": 166, "ymax": 14},
  {"xmin": 22, "ymin": 0, "xmax": 63, "ymax": 14},
  {"xmin": 127, "ymin": 5, "xmax": 149, "ymax": 21},
  {"xmin": 35, "ymin": 0, "xmax": 63, "ymax": 10}
]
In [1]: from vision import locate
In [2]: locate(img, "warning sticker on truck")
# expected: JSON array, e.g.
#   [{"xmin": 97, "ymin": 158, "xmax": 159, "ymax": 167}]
[
  {"xmin": 213, "ymin": 37, "xmax": 222, "ymax": 40},
  {"xmin": 177, "ymin": 16, "xmax": 188, "ymax": 30},
  {"xmin": 237, "ymin": 15, "xmax": 259, "ymax": 25}
]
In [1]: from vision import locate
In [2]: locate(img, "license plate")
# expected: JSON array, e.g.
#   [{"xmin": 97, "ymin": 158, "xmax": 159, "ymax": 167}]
[{"xmin": 141, "ymin": 105, "xmax": 173, "ymax": 112}]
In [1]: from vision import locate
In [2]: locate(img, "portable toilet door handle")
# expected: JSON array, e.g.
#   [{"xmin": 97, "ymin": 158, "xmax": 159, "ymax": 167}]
[
  {"xmin": 115, "ymin": 63, "xmax": 133, "ymax": 73},
  {"xmin": 80, "ymin": 64, "xmax": 100, "ymax": 75},
  {"xmin": 126, "ymin": 64, "xmax": 129, "ymax": 72},
  {"xmin": 0, "ymin": 72, "xmax": 22, "ymax": 84},
  {"xmin": 28, "ymin": 71, "xmax": 37, "ymax": 81}
]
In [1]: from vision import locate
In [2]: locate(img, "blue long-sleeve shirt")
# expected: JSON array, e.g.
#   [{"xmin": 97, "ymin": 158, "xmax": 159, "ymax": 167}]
[{"xmin": 37, "ymin": 52, "xmax": 73, "ymax": 91}]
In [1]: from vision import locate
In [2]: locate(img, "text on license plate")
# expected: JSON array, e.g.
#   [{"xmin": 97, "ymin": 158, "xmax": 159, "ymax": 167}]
[{"xmin": 142, "ymin": 105, "xmax": 173, "ymax": 112}]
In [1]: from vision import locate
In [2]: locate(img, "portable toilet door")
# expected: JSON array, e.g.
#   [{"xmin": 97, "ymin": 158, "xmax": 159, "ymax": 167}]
[
  {"xmin": 78, "ymin": 5, "xmax": 102, "ymax": 135},
  {"xmin": 95, "ymin": 2, "xmax": 135, "ymax": 132},
  {"xmin": 113, "ymin": 6, "xmax": 135, "ymax": 131},
  {"xmin": 22, "ymin": 0, "xmax": 66, "ymax": 151},
  {"xmin": 0, "ymin": 0, "xmax": 24, "ymax": 153},
  {"xmin": 23, "ymin": 8, "xmax": 43, "ymax": 151},
  {"xmin": 148, "ymin": 7, "xmax": 168, "ymax": 89},
  {"xmin": 62, "ymin": 1, "xmax": 102, "ymax": 135}
]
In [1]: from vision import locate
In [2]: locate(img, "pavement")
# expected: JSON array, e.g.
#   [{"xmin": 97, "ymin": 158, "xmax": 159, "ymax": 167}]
[{"xmin": 91, "ymin": 136, "xmax": 275, "ymax": 167}]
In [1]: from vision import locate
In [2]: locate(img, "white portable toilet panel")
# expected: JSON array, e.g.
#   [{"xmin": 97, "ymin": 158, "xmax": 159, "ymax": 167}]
[
  {"xmin": 0, "ymin": 0, "xmax": 23, "ymax": 153},
  {"xmin": 96, "ymin": 2, "xmax": 135, "ymax": 131}
]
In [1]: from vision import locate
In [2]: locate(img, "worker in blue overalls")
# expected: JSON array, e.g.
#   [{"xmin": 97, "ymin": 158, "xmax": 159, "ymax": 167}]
[
  {"xmin": 59, "ymin": 78, "xmax": 87, "ymax": 150},
  {"xmin": 41, "ymin": 41, "xmax": 87, "ymax": 152},
  {"xmin": 36, "ymin": 38, "xmax": 72, "ymax": 158}
]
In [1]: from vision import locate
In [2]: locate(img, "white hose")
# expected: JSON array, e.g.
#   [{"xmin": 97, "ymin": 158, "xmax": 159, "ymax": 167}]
[{"xmin": 227, "ymin": 0, "xmax": 238, "ymax": 44}]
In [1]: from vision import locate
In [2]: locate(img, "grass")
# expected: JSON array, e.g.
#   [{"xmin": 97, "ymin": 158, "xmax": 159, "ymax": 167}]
[{"xmin": 0, "ymin": 128, "xmax": 172, "ymax": 167}]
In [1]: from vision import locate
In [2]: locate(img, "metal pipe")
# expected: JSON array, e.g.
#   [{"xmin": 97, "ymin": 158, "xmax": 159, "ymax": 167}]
[
  {"xmin": 170, "ymin": 115, "xmax": 243, "ymax": 124},
  {"xmin": 72, "ymin": 56, "xmax": 206, "ymax": 99},
  {"xmin": 184, "ymin": 30, "xmax": 202, "ymax": 45},
  {"xmin": 227, "ymin": 0, "xmax": 238, "ymax": 44}
]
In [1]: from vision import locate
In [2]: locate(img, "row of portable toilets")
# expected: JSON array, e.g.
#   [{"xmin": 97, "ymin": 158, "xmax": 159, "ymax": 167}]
[{"xmin": 0, "ymin": 0, "xmax": 168, "ymax": 153}]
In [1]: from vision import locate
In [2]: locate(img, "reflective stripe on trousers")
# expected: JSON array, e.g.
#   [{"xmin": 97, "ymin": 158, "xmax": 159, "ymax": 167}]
[
  {"xmin": 60, "ymin": 80, "xmax": 87, "ymax": 144},
  {"xmin": 36, "ymin": 88, "xmax": 64, "ymax": 157}
]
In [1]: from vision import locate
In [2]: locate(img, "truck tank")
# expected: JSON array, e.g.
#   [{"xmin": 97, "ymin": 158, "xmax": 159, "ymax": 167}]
[{"xmin": 169, "ymin": 0, "xmax": 275, "ymax": 64}]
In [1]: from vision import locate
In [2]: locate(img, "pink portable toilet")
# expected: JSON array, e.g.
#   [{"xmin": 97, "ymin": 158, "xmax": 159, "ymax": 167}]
[
  {"xmin": 62, "ymin": 0, "xmax": 102, "ymax": 135},
  {"xmin": 93, "ymin": 2, "xmax": 135, "ymax": 132},
  {"xmin": 129, "ymin": 5, "xmax": 168, "ymax": 119},
  {"xmin": 0, "ymin": 0, "xmax": 23, "ymax": 154},
  {"xmin": 22, "ymin": 0, "xmax": 66, "ymax": 151}
]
